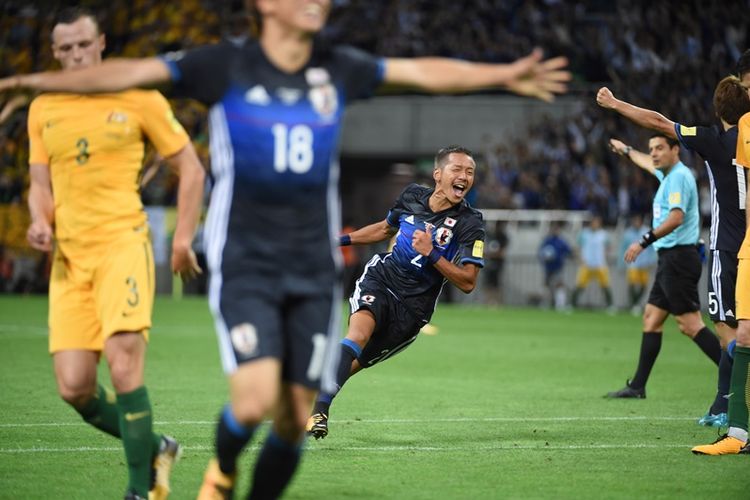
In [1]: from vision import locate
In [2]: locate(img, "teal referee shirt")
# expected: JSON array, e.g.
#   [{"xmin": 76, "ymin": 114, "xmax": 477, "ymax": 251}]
[{"xmin": 651, "ymin": 161, "xmax": 700, "ymax": 250}]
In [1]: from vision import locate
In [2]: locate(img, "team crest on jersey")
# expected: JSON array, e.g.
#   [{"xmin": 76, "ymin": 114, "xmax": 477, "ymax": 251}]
[
  {"xmin": 436, "ymin": 227, "xmax": 453, "ymax": 246},
  {"xmin": 444, "ymin": 217, "xmax": 457, "ymax": 227},
  {"xmin": 230, "ymin": 323, "xmax": 258, "ymax": 356},
  {"xmin": 361, "ymin": 295, "xmax": 376, "ymax": 305},
  {"xmin": 308, "ymin": 84, "xmax": 338, "ymax": 120},
  {"xmin": 305, "ymin": 67, "xmax": 330, "ymax": 86},
  {"xmin": 107, "ymin": 111, "xmax": 128, "ymax": 124},
  {"xmin": 245, "ymin": 85, "xmax": 271, "ymax": 105}
]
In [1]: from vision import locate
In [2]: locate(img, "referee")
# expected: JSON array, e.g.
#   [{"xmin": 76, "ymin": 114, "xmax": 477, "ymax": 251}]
[{"xmin": 605, "ymin": 133, "xmax": 721, "ymax": 398}]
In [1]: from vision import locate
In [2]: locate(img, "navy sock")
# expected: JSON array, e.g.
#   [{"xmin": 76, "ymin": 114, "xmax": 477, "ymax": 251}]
[
  {"xmin": 709, "ymin": 349, "xmax": 733, "ymax": 414},
  {"xmin": 692, "ymin": 326, "xmax": 721, "ymax": 365},
  {"xmin": 248, "ymin": 431, "xmax": 303, "ymax": 500},
  {"xmin": 216, "ymin": 404, "xmax": 256, "ymax": 475},
  {"xmin": 314, "ymin": 338, "xmax": 362, "ymax": 416},
  {"xmin": 630, "ymin": 332, "xmax": 662, "ymax": 389}
]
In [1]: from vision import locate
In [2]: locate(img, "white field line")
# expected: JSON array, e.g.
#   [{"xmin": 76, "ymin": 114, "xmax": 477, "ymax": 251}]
[
  {"xmin": 0, "ymin": 443, "xmax": 695, "ymax": 454},
  {"xmin": 0, "ymin": 416, "xmax": 695, "ymax": 428}
]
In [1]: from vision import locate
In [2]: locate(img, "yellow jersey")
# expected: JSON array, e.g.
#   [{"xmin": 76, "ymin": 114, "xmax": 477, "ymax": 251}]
[
  {"xmin": 27, "ymin": 90, "xmax": 189, "ymax": 257},
  {"xmin": 736, "ymin": 112, "xmax": 750, "ymax": 258}
]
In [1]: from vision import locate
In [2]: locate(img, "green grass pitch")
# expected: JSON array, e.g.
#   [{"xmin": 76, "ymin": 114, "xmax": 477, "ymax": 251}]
[{"xmin": 0, "ymin": 295, "xmax": 746, "ymax": 499}]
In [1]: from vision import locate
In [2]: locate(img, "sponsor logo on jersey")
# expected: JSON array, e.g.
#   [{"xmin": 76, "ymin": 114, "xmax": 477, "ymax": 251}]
[
  {"xmin": 472, "ymin": 240, "xmax": 484, "ymax": 258},
  {"xmin": 444, "ymin": 217, "xmax": 457, "ymax": 227},
  {"xmin": 308, "ymin": 83, "xmax": 338, "ymax": 120},
  {"xmin": 231, "ymin": 323, "xmax": 259, "ymax": 356},
  {"xmin": 277, "ymin": 87, "xmax": 302, "ymax": 105},
  {"xmin": 245, "ymin": 85, "xmax": 271, "ymax": 105},
  {"xmin": 436, "ymin": 227, "xmax": 453, "ymax": 246},
  {"xmin": 404, "ymin": 215, "xmax": 415, "ymax": 225}
]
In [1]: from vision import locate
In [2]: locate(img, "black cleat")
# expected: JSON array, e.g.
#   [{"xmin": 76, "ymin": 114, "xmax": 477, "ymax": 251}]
[
  {"xmin": 605, "ymin": 380, "xmax": 646, "ymax": 399},
  {"xmin": 305, "ymin": 412, "xmax": 329, "ymax": 440},
  {"xmin": 124, "ymin": 490, "xmax": 146, "ymax": 500},
  {"xmin": 740, "ymin": 442, "xmax": 750, "ymax": 455}
]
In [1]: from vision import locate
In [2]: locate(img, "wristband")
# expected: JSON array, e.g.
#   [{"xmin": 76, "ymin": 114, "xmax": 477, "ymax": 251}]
[
  {"xmin": 426, "ymin": 248, "xmax": 441, "ymax": 265},
  {"xmin": 638, "ymin": 230, "xmax": 658, "ymax": 248},
  {"xmin": 623, "ymin": 146, "xmax": 632, "ymax": 155},
  {"xmin": 339, "ymin": 234, "xmax": 352, "ymax": 246}
]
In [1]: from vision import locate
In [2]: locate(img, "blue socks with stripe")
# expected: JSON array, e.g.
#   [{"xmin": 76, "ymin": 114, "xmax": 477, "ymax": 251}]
[
  {"xmin": 249, "ymin": 431, "xmax": 303, "ymax": 500},
  {"xmin": 216, "ymin": 404, "xmax": 256, "ymax": 475},
  {"xmin": 313, "ymin": 338, "xmax": 362, "ymax": 416}
]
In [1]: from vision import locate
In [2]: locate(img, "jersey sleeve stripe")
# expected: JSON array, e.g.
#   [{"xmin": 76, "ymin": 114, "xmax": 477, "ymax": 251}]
[{"xmin": 158, "ymin": 57, "xmax": 182, "ymax": 83}]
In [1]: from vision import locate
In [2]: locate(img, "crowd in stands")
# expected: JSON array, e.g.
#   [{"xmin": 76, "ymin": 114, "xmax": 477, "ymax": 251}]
[{"xmin": 0, "ymin": 0, "xmax": 747, "ymax": 267}]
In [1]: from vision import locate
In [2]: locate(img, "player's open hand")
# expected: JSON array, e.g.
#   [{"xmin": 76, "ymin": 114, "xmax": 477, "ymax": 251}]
[
  {"xmin": 596, "ymin": 87, "xmax": 618, "ymax": 109},
  {"xmin": 624, "ymin": 241, "xmax": 643, "ymax": 264},
  {"xmin": 27, "ymin": 220, "xmax": 53, "ymax": 252},
  {"xmin": 505, "ymin": 48, "xmax": 571, "ymax": 103},
  {"xmin": 412, "ymin": 227, "xmax": 434, "ymax": 257},
  {"xmin": 171, "ymin": 239, "xmax": 202, "ymax": 281}
]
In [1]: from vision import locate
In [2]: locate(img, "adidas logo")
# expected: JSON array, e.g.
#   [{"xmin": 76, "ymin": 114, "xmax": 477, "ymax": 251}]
[
  {"xmin": 245, "ymin": 85, "xmax": 271, "ymax": 105},
  {"xmin": 725, "ymin": 310, "xmax": 735, "ymax": 317}
]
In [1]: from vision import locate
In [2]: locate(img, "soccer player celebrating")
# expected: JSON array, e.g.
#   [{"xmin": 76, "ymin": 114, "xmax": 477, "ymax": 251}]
[
  {"xmin": 691, "ymin": 53, "xmax": 750, "ymax": 455},
  {"xmin": 596, "ymin": 78, "xmax": 750, "ymax": 423},
  {"xmin": 307, "ymin": 145, "xmax": 485, "ymax": 439},
  {"xmin": 602, "ymin": 134, "xmax": 721, "ymax": 399},
  {"xmin": 0, "ymin": 1, "xmax": 569, "ymax": 497},
  {"xmin": 24, "ymin": 7, "xmax": 205, "ymax": 500}
]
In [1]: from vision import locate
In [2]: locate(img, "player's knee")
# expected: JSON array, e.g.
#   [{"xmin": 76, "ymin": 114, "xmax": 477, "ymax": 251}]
[
  {"xmin": 232, "ymin": 400, "xmax": 270, "ymax": 427},
  {"xmin": 57, "ymin": 381, "xmax": 95, "ymax": 409},
  {"xmin": 737, "ymin": 323, "xmax": 750, "ymax": 347}
]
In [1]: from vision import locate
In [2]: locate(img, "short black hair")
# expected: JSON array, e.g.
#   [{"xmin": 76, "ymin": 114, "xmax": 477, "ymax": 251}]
[
  {"xmin": 54, "ymin": 6, "xmax": 100, "ymax": 33},
  {"xmin": 737, "ymin": 49, "xmax": 750, "ymax": 79},
  {"xmin": 435, "ymin": 145, "xmax": 474, "ymax": 169},
  {"xmin": 649, "ymin": 133, "xmax": 679, "ymax": 148}
]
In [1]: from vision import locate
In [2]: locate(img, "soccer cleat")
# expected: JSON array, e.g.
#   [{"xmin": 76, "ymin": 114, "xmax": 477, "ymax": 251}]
[
  {"xmin": 125, "ymin": 490, "xmax": 147, "ymax": 500},
  {"xmin": 697, "ymin": 412, "xmax": 728, "ymax": 428},
  {"xmin": 691, "ymin": 434, "xmax": 746, "ymax": 455},
  {"xmin": 306, "ymin": 412, "xmax": 329, "ymax": 440},
  {"xmin": 149, "ymin": 435, "xmax": 182, "ymax": 500},
  {"xmin": 740, "ymin": 442, "xmax": 750, "ymax": 454},
  {"xmin": 605, "ymin": 380, "xmax": 645, "ymax": 399},
  {"xmin": 197, "ymin": 459, "xmax": 236, "ymax": 500}
]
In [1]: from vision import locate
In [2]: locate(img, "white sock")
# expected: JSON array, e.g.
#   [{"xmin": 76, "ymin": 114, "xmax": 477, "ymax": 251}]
[{"xmin": 727, "ymin": 426, "xmax": 748, "ymax": 443}]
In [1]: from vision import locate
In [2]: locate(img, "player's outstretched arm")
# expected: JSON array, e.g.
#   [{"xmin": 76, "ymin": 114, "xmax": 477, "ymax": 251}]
[
  {"xmin": 0, "ymin": 58, "xmax": 170, "ymax": 94},
  {"xmin": 608, "ymin": 138, "xmax": 655, "ymax": 175},
  {"xmin": 596, "ymin": 87, "xmax": 676, "ymax": 138},
  {"xmin": 343, "ymin": 220, "xmax": 397, "ymax": 246},
  {"xmin": 165, "ymin": 143, "xmax": 205, "ymax": 280},
  {"xmin": 383, "ymin": 48, "xmax": 570, "ymax": 102}
]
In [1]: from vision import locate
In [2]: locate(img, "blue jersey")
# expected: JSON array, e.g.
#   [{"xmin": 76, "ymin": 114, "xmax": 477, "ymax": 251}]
[
  {"xmin": 539, "ymin": 235, "xmax": 571, "ymax": 275},
  {"xmin": 652, "ymin": 162, "xmax": 700, "ymax": 249},
  {"xmin": 368, "ymin": 184, "xmax": 485, "ymax": 318},
  {"xmin": 675, "ymin": 123, "xmax": 745, "ymax": 252},
  {"xmin": 161, "ymin": 41, "xmax": 385, "ymax": 281}
]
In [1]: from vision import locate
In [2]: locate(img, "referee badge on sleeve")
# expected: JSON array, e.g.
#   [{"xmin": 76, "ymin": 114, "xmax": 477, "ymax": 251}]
[{"xmin": 668, "ymin": 192, "xmax": 681, "ymax": 204}]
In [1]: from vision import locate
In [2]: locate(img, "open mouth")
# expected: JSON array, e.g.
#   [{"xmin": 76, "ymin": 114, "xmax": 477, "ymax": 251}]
[{"xmin": 452, "ymin": 183, "xmax": 466, "ymax": 198}]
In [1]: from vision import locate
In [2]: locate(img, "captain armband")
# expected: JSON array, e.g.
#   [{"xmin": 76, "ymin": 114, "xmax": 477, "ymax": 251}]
[{"xmin": 638, "ymin": 230, "xmax": 658, "ymax": 248}]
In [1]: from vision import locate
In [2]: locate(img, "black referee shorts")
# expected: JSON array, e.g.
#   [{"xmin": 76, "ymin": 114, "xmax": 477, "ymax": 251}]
[{"xmin": 647, "ymin": 245, "xmax": 702, "ymax": 315}]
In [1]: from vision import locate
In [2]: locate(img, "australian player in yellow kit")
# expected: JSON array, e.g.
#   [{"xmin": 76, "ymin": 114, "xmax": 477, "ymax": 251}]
[{"xmin": 25, "ymin": 8, "xmax": 205, "ymax": 499}]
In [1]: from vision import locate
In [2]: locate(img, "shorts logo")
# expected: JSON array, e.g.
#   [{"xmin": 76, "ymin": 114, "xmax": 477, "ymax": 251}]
[
  {"xmin": 436, "ymin": 227, "xmax": 453, "ymax": 246},
  {"xmin": 231, "ymin": 323, "xmax": 258, "ymax": 356},
  {"xmin": 361, "ymin": 295, "xmax": 376, "ymax": 305}
]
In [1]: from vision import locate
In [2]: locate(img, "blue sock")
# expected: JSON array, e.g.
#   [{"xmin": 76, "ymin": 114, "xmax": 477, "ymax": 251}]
[
  {"xmin": 216, "ymin": 404, "xmax": 256, "ymax": 475},
  {"xmin": 248, "ymin": 431, "xmax": 303, "ymax": 500}
]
